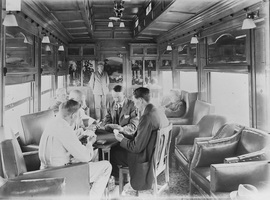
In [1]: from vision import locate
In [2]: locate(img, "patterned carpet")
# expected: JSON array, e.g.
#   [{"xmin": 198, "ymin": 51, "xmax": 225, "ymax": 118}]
[{"xmin": 109, "ymin": 155, "xmax": 203, "ymax": 200}]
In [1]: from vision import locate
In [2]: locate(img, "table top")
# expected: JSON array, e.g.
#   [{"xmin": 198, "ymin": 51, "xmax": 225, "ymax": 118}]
[{"xmin": 93, "ymin": 129, "xmax": 119, "ymax": 149}]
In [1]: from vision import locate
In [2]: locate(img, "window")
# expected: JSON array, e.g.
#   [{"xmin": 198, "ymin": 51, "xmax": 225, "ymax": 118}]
[
  {"xmin": 179, "ymin": 71, "xmax": 198, "ymax": 92},
  {"xmin": 160, "ymin": 71, "xmax": 173, "ymax": 96},
  {"xmin": 58, "ymin": 75, "xmax": 65, "ymax": 88},
  {"xmin": 211, "ymin": 72, "xmax": 249, "ymax": 126},
  {"xmin": 5, "ymin": 82, "xmax": 32, "ymax": 135},
  {"xmin": 41, "ymin": 75, "xmax": 53, "ymax": 110}
]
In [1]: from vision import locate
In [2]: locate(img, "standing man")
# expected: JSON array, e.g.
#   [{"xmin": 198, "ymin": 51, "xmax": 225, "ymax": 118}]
[
  {"xmin": 112, "ymin": 87, "xmax": 169, "ymax": 190},
  {"xmin": 102, "ymin": 85, "xmax": 138, "ymax": 138},
  {"xmin": 89, "ymin": 61, "xmax": 110, "ymax": 122},
  {"xmin": 39, "ymin": 99, "xmax": 112, "ymax": 199}
]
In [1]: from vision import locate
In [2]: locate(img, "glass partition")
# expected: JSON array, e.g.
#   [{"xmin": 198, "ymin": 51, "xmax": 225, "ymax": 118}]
[{"xmin": 178, "ymin": 43, "xmax": 197, "ymax": 66}]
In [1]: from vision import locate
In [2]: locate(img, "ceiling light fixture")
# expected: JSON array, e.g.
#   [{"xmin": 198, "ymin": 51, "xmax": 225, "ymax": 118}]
[
  {"xmin": 3, "ymin": 11, "xmax": 18, "ymax": 26},
  {"xmin": 45, "ymin": 45, "xmax": 51, "ymax": 52},
  {"xmin": 166, "ymin": 44, "xmax": 172, "ymax": 51},
  {"xmin": 58, "ymin": 45, "xmax": 64, "ymax": 51},
  {"xmin": 119, "ymin": 22, "xmax": 125, "ymax": 27},
  {"xmin": 108, "ymin": 21, "xmax": 114, "ymax": 27},
  {"xmin": 190, "ymin": 34, "xmax": 199, "ymax": 44},
  {"xmin": 242, "ymin": 11, "xmax": 258, "ymax": 29},
  {"xmin": 42, "ymin": 34, "xmax": 50, "ymax": 43}
]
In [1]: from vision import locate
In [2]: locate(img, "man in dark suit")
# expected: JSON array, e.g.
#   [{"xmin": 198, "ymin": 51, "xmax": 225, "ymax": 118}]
[
  {"xmin": 102, "ymin": 85, "xmax": 139, "ymax": 138},
  {"xmin": 113, "ymin": 87, "xmax": 169, "ymax": 191}
]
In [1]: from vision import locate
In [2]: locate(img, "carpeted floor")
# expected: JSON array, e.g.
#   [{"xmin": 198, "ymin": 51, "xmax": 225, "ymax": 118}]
[{"xmin": 109, "ymin": 155, "xmax": 203, "ymax": 200}]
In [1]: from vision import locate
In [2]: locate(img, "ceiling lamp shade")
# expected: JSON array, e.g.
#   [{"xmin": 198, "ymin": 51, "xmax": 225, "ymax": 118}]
[
  {"xmin": 42, "ymin": 35, "xmax": 50, "ymax": 43},
  {"xmin": 190, "ymin": 35, "xmax": 199, "ymax": 44},
  {"xmin": 58, "ymin": 45, "xmax": 64, "ymax": 51},
  {"xmin": 119, "ymin": 22, "xmax": 125, "ymax": 27},
  {"xmin": 108, "ymin": 22, "xmax": 113, "ymax": 27},
  {"xmin": 166, "ymin": 45, "xmax": 172, "ymax": 51},
  {"xmin": 3, "ymin": 12, "xmax": 18, "ymax": 26}
]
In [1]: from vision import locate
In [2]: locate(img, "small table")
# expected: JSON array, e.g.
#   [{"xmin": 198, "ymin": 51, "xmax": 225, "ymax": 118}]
[{"xmin": 93, "ymin": 129, "xmax": 119, "ymax": 161}]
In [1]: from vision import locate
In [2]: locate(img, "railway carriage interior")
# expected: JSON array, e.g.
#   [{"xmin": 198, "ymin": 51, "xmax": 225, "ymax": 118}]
[{"xmin": 0, "ymin": 0, "xmax": 270, "ymax": 199}]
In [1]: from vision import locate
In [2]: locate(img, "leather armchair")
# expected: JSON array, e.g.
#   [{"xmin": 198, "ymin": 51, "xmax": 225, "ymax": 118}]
[
  {"xmin": 168, "ymin": 91, "xmax": 198, "ymax": 125},
  {"xmin": 170, "ymin": 99, "xmax": 214, "ymax": 126},
  {"xmin": 0, "ymin": 177, "xmax": 65, "ymax": 198},
  {"xmin": 210, "ymin": 161, "xmax": 270, "ymax": 199},
  {"xmin": 174, "ymin": 115, "xmax": 228, "ymax": 175},
  {"xmin": 189, "ymin": 127, "xmax": 270, "ymax": 195},
  {"xmin": 20, "ymin": 110, "xmax": 55, "ymax": 152},
  {"xmin": 0, "ymin": 138, "xmax": 91, "ymax": 196}
]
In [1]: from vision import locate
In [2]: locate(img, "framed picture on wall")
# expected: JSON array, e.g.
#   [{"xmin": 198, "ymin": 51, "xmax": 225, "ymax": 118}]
[
  {"xmin": 131, "ymin": 59, "xmax": 143, "ymax": 86},
  {"xmin": 82, "ymin": 60, "xmax": 95, "ymax": 86},
  {"xmin": 68, "ymin": 60, "xmax": 82, "ymax": 86},
  {"xmin": 144, "ymin": 59, "xmax": 156, "ymax": 85},
  {"xmin": 104, "ymin": 57, "xmax": 123, "ymax": 84},
  {"xmin": 162, "ymin": 59, "xmax": 172, "ymax": 67}
]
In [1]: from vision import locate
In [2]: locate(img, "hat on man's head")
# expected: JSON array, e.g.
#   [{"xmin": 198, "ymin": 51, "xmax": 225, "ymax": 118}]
[
  {"xmin": 97, "ymin": 61, "xmax": 104, "ymax": 66},
  {"xmin": 230, "ymin": 184, "xmax": 258, "ymax": 200}
]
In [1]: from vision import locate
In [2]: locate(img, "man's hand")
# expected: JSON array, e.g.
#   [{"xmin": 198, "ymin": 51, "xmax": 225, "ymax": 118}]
[
  {"xmin": 114, "ymin": 129, "xmax": 124, "ymax": 142},
  {"xmin": 88, "ymin": 134, "xmax": 97, "ymax": 145}
]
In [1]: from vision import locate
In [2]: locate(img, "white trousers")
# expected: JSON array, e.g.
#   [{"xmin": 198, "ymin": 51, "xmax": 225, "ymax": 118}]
[{"xmin": 89, "ymin": 160, "xmax": 112, "ymax": 200}]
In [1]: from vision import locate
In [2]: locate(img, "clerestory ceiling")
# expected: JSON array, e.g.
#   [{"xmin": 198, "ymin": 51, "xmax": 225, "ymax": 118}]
[{"xmin": 21, "ymin": 0, "xmax": 261, "ymax": 44}]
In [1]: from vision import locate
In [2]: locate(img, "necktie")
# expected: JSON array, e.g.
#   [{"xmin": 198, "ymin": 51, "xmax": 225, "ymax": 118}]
[{"xmin": 116, "ymin": 104, "xmax": 122, "ymax": 124}]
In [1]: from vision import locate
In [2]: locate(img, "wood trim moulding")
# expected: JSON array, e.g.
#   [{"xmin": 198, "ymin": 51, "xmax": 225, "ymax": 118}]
[
  {"xmin": 157, "ymin": 0, "xmax": 262, "ymax": 44},
  {"xmin": 22, "ymin": 0, "xmax": 72, "ymax": 44},
  {"xmin": 6, "ymin": 64, "xmax": 38, "ymax": 75}
]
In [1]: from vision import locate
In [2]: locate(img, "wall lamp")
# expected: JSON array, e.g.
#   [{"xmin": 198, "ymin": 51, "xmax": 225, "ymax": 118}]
[
  {"xmin": 166, "ymin": 44, "xmax": 172, "ymax": 51},
  {"xmin": 190, "ymin": 34, "xmax": 199, "ymax": 44},
  {"xmin": 42, "ymin": 33, "xmax": 50, "ymax": 43},
  {"xmin": 58, "ymin": 45, "xmax": 64, "ymax": 51},
  {"xmin": 3, "ymin": 11, "xmax": 18, "ymax": 26},
  {"xmin": 242, "ymin": 11, "xmax": 258, "ymax": 29}
]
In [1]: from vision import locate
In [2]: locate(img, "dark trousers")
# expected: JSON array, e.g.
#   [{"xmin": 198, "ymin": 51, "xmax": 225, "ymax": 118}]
[{"xmin": 110, "ymin": 144, "xmax": 128, "ymax": 178}]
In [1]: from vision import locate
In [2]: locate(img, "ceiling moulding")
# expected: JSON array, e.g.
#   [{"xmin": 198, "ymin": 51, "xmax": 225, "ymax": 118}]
[
  {"xmin": 157, "ymin": 0, "xmax": 262, "ymax": 44},
  {"xmin": 22, "ymin": 0, "xmax": 72, "ymax": 43}
]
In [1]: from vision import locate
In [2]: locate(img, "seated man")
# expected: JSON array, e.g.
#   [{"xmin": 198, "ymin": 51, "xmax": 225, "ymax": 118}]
[
  {"xmin": 101, "ymin": 85, "xmax": 138, "ymax": 138},
  {"xmin": 39, "ymin": 99, "xmax": 112, "ymax": 199},
  {"xmin": 161, "ymin": 89, "xmax": 186, "ymax": 118},
  {"xmin": 112, "ymin": 87, "xmax": 169, "ymax": 190},
  {"xmin": 68, "ymin": 89, "xmax": 96, "ymax": 138},
  {"xmin": 48, "ymin": 88, "xmax": 67, "ymax": 114}
]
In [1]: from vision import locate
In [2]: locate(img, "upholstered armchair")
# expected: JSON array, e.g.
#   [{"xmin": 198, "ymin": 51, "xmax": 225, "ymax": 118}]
[
  {"xmin": 0, "ymin": 138, "xmax": 91, "ymax": 196},
  {"xmin": 210, "ymin": 161, "xmax": 270, "ymax": 199},
  {"xmin": 174, "ymin": 115, "xmax": 228, "ymax": 174},
  {"xmin": 168, "ymin": 91, "xmax": 197, "ymax": 125},
  {"xmin": 19, "ymin": 110, "xmax": 55, "ymax": 152},
  {"xmin": 189, "ymin": 127, "xmax": 270, "ymax": 195}
]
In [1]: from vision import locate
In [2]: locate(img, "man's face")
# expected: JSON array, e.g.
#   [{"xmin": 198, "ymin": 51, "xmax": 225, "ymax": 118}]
[
  {"xmin": 133, "ymin": 96, "xmax": 143, "ymax": 111},
  {"xmin": 98, "ymin": 64, "xmax": 104, "ymax": 72},
  {"xmin": 70, "ymin": 110, "xmax": 79, "ymax": 126},
  {"xmin": 112, "ymin": 90, "xmax": 124, "ymax": 104}
]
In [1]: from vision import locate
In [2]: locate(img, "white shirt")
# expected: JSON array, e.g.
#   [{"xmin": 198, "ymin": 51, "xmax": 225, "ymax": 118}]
[{"xmin": 39, "ymin": 117, "xmax": 94, "ymax": 169}]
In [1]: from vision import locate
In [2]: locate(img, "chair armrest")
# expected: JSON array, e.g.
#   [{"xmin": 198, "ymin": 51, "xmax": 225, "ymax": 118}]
[
  {"xmin": 23, "ymin": 151, "xmax": 40, "ymax": 171},
  {"xmin": 0, "ymin": 177, "xmax": 65, "ymax": 197},
  {"xmin": 194, "ymin": 137, "xmax": 213, "ymax": 144},
  {"xmin": 210, "ymin": 161, "xmax": 269, "ymax": 192},
  {"xmin": 14, "ymin": 162, "xmax": 90, "ymax": 196},
  {"xmin": 190, "ymin": 134, "xmax": 240, "ymax": 169},
  {"xmin": 224, "ymin": 151, "xmax": 267, "ymax": 163},
  {"xmin": 176, "ymin": 125, "xmax": 200, "ymax": 145},
  {"xmin": 168, "ymin": 117, "xmax": 191, "ymax": 125}
]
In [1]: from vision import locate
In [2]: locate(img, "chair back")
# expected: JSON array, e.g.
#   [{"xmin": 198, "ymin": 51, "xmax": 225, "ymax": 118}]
[
  {"xmin": 192, "ymin": 100, "xmax": 215, "ymax": 125},
  {"xmin": 181, "ymin": 91, "xmax": 198, "ymax": 118},
  {"xmin": 0, "ymin": 138, "xmax": 27, "ymax": 178},
  {"xmin": 153, "ymin": 123, "xmax": 172, "ymax": 176},
  {"xmin": 20, "ymin": 110, "xmax": 54, "ymax": 146}
]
